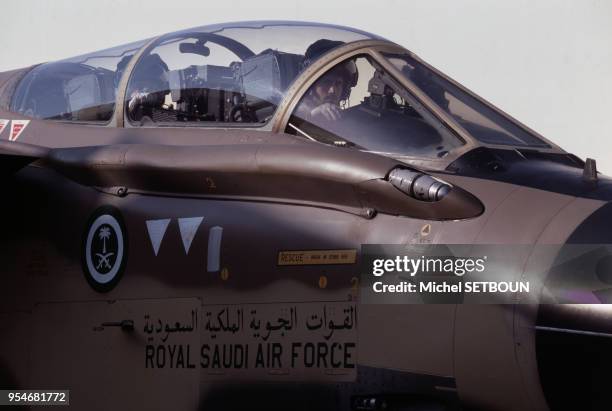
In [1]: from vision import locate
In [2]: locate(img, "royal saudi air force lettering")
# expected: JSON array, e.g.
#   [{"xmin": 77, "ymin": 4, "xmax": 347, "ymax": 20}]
[{"xmin": 143, "ymin": 302, "xmax": 358, "ymax": 381}]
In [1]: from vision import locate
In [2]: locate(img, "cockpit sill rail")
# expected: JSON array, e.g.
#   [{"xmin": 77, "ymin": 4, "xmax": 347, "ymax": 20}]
[{"xmin": 42, "ymin": 142, "xmax": 484, "ymax": 221}]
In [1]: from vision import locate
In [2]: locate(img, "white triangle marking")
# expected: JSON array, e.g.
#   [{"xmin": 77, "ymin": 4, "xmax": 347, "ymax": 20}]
[
  {"xmin": 9, "ymin": 119, "xmax": 29, "ymax": 141},
  {"xmin": 146, "ymin": 219, "xmax": 171, "ymax": 256},
  {"xmin": 0, "ymin": 119, "xmax": 9, "ymax": 136},
  {"xmin": 178, "ymin": 217, "xmax": 204, "ymax": 254}
]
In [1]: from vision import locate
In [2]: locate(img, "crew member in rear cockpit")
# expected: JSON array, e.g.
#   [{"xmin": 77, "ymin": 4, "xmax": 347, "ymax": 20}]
[{"xmin": 125, "ymin": 53, "xmax": 170, "ymax": 123}]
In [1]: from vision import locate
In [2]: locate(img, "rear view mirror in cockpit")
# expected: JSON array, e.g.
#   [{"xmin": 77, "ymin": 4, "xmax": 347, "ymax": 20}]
[{"xmin": 179, "ymin": 41, "xmax": 211, "ymax": 57}]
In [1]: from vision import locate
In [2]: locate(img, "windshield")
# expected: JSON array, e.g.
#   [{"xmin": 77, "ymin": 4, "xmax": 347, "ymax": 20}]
[
  {"xmin": 385, "ymin": 53, "xmax": 550, "ymax": 149},
  {"xmin": 286, "ymin": 55, "xmax": 464, "ymax": 159}
]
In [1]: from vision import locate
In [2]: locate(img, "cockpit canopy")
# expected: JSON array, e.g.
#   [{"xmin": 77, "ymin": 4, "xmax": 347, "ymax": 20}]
[
  {"xmin": 8, "ymin": 20, "xmax": 555, "ymax": 169},
  {"xmin": 10, "ymin": 39, "xmax": 147, "ymax": 122},
  {"xmin": 10, "ymin": 22, "xmax": 378, "ymax": 125}
]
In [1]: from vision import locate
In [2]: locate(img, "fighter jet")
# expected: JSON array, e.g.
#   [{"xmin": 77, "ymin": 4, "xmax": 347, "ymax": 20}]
[{"xmin": 1, "ymin": 21, "xmax": 611, "ymax": 411}]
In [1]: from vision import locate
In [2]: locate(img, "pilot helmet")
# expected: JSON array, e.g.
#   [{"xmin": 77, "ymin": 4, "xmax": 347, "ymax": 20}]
[
  {"xmin": 302, "ymin": 39, "xmax": 358, "ymax": 100},
  {"xmin": 129, "ymin": 53, "xmax": 169, "ymax": 94}
]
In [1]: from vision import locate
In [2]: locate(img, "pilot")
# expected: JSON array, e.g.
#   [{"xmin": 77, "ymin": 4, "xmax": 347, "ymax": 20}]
[{"xmin": 297, "ymin": 39, "xmax": 358, "ymax": 122}]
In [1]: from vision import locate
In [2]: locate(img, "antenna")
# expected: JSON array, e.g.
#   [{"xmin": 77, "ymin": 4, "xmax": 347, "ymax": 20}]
[{"xmin": 583, "ymin": 158, "xmax": 598, "ymax": 183}]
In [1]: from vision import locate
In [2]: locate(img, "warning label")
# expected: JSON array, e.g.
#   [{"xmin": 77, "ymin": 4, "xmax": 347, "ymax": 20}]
[{"xmin": 278, "ymin": 249, "xmax": 357, "ymax": 266}]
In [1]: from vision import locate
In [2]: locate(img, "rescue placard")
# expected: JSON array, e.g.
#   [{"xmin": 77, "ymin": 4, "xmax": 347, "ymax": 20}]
[{"xmin": 278, "ymin": 249, "xmax": 357, "ymax": 266}]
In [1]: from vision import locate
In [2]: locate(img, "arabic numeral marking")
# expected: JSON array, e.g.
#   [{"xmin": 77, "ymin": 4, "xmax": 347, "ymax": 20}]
[{"xmin": 351, "ymin": 277, "xmax": 359, "ymax": 290}]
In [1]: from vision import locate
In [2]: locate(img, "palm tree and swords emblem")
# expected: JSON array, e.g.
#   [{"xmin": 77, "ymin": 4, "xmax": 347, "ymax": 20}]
[
  {"xmin": 83, "ymin": 212, "xmax": 126, "ymax": 289},
  {"xmin": 93, "ymin": 224, "xmax": 116, "ymax": 273}
]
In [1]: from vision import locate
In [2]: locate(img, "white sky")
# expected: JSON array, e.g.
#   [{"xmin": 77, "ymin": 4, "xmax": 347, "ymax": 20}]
[{"xmin": 1, "ymin": 0, "xmax": 611, "ymax": 174}]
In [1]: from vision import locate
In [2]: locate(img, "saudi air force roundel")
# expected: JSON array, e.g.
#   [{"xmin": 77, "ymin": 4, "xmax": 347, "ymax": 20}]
[{"xmin": 82, "ymin": 208, "xmax": 127, "ymax": 292}]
